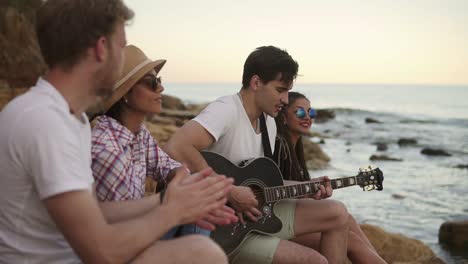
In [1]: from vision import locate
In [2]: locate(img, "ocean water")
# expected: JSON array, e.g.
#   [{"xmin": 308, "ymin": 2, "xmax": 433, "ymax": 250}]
[{"xmin": 164, "ymin": 83, "xmax": 468, "ymax": 263}]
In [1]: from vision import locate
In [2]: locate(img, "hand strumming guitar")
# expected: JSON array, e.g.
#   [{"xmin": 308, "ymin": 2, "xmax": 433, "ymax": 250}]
[{"xmin": 228, "ymin": 186, "xmax": 262, "ymax": 224}]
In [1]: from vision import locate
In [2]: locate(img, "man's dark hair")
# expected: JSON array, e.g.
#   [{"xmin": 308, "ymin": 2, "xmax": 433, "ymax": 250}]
[
  {"xmin": 242, "ymin": 46, "xmax": 299, "ymax": 88},
  {"xmin": 36, "ymin": 0, "xmax": 134, "ymax": 69}
]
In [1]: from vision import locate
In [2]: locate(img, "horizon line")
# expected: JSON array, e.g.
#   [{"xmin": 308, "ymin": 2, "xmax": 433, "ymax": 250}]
[{"xmin": 164, "ymin": 81, "xmax": 468, "ymax": 87}]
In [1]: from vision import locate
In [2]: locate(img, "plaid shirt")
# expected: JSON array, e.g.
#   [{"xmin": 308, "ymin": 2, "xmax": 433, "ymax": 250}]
[{"xmin": 91, "ymin": 116, "xmax": 181, "ymax": 201}]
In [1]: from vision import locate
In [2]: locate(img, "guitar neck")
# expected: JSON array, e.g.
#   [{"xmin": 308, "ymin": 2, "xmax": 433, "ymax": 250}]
[{"xmin": 264, "ymin": 176, "xmax": 358, "ymax": 203}]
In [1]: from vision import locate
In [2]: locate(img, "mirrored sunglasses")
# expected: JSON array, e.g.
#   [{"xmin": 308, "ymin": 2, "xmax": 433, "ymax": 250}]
[{"xmin": 295, "ymin": 107, "xmax": 317, "ymax": 119}]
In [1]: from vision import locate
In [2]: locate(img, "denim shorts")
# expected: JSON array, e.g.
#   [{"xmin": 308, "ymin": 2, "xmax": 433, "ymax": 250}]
[{"xmin": 161, "ymin": 224, "xmax": 211, "ymax": 239}]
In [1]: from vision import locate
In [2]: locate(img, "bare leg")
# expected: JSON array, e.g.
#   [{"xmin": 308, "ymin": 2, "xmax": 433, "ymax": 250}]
[
  {"xmin": 290, "ymin": 232, "xmax": 321, "ymax": 250},
  {"xmin": 132, "ymin": 235, "xmax": 227, "ymax": 264},
  {"xmin": 293, "ymin": 199, "xmax": 349, "ymax": 264},
  {"xmin": 347, "ymin": 231, "xmax": 387, "ymax": 264},
  {"xmin": 272, "ymin": 239, "xmax": 328, "ymax": 264},
  {"xmin": 291, "ymin": 214, "xmax": 387, "ymax": 264},
  {"xmin": 348, "ymin": 215, "xmax": 375, "ymax": 251}
]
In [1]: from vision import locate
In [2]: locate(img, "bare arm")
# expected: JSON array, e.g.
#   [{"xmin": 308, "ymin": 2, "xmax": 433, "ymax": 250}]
[
  {"xmin": 46, "ymin": 190, "xmax": 174, "ymax": 264},
  {"xmin": 164, "ymin": 120, "xmax": 214, "ymax": 173},
  {"xmin": 45, "ymin": 168, "xmax": 232, "ymax": 264},
  {"xmin": 98, "ymin": 193, "xmax": 161, "ymax": 224},
  {"xmin": 98, "ymin": 167, "xmax": 237, "ymax": 230},
  {"xmin": 165, "ymin": 120, "xmax": 261, "ymax": 223}
]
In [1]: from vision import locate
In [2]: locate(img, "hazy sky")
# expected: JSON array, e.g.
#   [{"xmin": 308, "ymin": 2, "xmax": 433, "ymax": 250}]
[{"xmin": 125, "ymin": 0, "xmax": 468, "ymax": 85}]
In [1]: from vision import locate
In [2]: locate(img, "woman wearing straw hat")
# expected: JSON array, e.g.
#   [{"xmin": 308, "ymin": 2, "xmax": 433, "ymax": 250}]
[{"xmin": 90, "ymin": 45, "xmax": 237, "ymax": 237}]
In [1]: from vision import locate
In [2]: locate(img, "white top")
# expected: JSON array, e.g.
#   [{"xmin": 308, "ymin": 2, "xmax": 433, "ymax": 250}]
[
  {"xmin": 193, "ymin": 94, "xmax": 276, "ymax": 166},
  {"xmin": 0, "ymin": 78, "xmax": 94, "ymax": 263}
]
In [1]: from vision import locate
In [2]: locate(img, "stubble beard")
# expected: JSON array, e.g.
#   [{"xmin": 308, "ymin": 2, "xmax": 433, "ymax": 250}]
[
  {"xmin": 97, "ymin": 55, "xmax": 121, "ymax": 97},
  {"xmin": 87, "ymin": 60, "xmax": 118, "ymax": 114}
]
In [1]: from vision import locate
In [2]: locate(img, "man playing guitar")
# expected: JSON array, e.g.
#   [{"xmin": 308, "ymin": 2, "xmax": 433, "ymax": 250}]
[{"xmin": 165, "ymin": 46, "xmax": 349, "ymax": 264}]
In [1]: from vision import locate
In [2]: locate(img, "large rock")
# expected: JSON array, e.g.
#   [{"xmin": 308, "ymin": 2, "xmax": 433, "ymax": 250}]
[
  {"xmin": 162, "ymin": 94, "xmax": 187, "ymax": 110},
  {"xmin": 398, "ymin": 138, "xmax": 418, "ymax": 146},
  {"xmin": 370, "ymin": 154, "xmax": 403, "ymax": 162},
  {"xmin": 439, "ymin": 220, "xmax": 468, "ymax": 249},
  {"xmin": 392, "ymin": 194, "xmax": 406, "ymax": 199},
  {"xmin": 307, "ymin": 130, "xmax": 329, "ymax": 139},
  {"xmin": 420, "ymin": 148, "xmax": 451, "ymax": 157},
  {"xmin": 366, "ymin": 117, "xmax": 382, "ymax": 124},
  {"xmin": 303, "ymin": 139, "xmax": 330, "ymax": 170},
  {"xmin": 454, "ymin": 164, "xmax": 468, "ymax": 169},
  {"xmin": 1, "ymin": 3, "xmax": 45, "ymax": 110},
  {"xmin": 315, "ymin": 109, "xmax": 335, "ymax": 123},
  {"xmin": 148, "ymin": 115, "xmax": 177, "ymax": 126},
  {"xmin": 186, "ymin": 102, "xmax": 209, "ymax": 114},
  {"xmin": 145, "ymin": 122, "xmax": 178, "ymax": 145},
  {"xmin": 362, "ymin": 224, "xmax": 445, "ymax": 264},
  {"xmin": 0, "ymin": 6, "xmax": 46, "ymax": 88},
  {"xmin": 376, "ymin": 143, "xmax": 389, "ymax": 151},
  {"xmin": 160, "ymin": 109, "xmax": 198, "ymax": 119},
  {"xmin": 157, "ymin": 109, "xmax": 199, "ymax": 127}
]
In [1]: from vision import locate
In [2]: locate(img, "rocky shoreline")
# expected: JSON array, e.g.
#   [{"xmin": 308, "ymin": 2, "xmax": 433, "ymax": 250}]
[{"xmin": 147, "ymin": 94, "xmax": 452, "ymax": 264}]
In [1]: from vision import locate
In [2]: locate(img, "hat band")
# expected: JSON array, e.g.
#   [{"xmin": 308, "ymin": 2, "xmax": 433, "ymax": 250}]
[{"xmin": 113, "ymin": 58, "xmax": 152, "ymax": 91}]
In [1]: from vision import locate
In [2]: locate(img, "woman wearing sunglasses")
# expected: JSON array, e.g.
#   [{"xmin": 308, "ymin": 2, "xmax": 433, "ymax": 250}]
[
  {"xmin": 274, "ymin": 92, "xmax": 387, "ymax": 264},
  {"xmin": 274, "ymin": 92, "xmax": 317, "ymax": 181},
  {"xmin": 89, "ymin": 45, "xmax": 236, "ymax": 238}
]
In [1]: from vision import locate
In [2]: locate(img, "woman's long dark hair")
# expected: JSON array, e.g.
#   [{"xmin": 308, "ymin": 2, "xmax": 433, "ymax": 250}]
[
  {"xmin": 275, "ymin": 92, "xmax": 310, "ymax": 182},
  {"xmin": 88, "ymin": 98, "xmax": 125, "ymax": 122},
  {"xmin": 105, "ymin": 98, "xmax": 125, "ymax": 122}
]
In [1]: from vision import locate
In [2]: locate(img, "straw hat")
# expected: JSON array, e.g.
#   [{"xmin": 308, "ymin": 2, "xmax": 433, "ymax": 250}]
[{"xmin": 101, "ymin": 45, "xmax": 166, "ymax": 113}]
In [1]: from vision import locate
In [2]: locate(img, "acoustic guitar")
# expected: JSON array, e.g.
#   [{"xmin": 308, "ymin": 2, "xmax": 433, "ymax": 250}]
[{"xmin": 201, "ymin": 151, "xmax": 384, "ymax": 255}]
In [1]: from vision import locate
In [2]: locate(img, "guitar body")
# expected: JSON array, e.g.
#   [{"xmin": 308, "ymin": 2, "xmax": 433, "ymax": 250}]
[
  {"xmin": 201, "ymin": 151, "xmax": 384, "ymax": 255},
  {"xmin": 201, "ymin": 151, "xmax": 284, "ymax": 255}
]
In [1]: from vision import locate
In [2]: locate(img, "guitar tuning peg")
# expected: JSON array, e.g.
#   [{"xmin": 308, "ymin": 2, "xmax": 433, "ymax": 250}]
[
  {"xmin": 359, "ymin": 167, "xmax": 364, "ymax": 172},
  {"xmin": 368, "ymin": 165, "xmax": 373, "ymax": 170}
]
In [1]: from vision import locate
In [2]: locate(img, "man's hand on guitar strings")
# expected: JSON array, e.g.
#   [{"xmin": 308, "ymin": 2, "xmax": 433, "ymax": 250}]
[
  {"xmin": 196, "ymin": 205, "xmax": 238, "ymax": 230},
  {"xmin": 237, "ymin": 208, "xmax": 262, "ymax": 225},
  {"xmin": 228, "ymin": 186, "xmax": 258, "ymax": 211},
  {"xmin": 310, "ymin": 176, "xmax": 333, "ymax": 200},
  {"xmin": 228, "ymin": 186, "xmax": 262, "ymax": 224}
]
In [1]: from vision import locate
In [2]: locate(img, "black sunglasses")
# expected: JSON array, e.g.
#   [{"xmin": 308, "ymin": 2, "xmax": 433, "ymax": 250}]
[{"xmin": 138, "ymin": 75, "xmax": 162, "ymax": 92}]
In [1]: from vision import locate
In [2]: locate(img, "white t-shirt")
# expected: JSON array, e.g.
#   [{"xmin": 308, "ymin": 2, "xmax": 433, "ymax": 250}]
[
  {"xmin": 0, "ymin": 78, "xmax": 94, "ymax": 264},
  {"xmin": 193, "ymin": 94, "xmax": 276, "ymax": 165}
]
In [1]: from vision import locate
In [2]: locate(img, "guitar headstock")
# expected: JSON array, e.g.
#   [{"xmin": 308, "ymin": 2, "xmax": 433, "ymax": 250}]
[{"xmin": 356, "ymin": 166, "xmax": 384, "ymax": 191}]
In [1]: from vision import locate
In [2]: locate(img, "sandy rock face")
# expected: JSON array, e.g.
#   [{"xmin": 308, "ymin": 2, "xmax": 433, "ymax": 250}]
[
  {"xmin": 1, "ymin": 3, "xmax": 44, "ymax": 110},
  {"xmin": 362, "ymin": 224, "xmax": 446, "ymax": 264},
  {"xmin": 303, "ymin": 138, "xmax": 331, "ymax": 170},
  {"xmin": 0, "ymin": 6, "xmax": 46, "ymax": 88}
]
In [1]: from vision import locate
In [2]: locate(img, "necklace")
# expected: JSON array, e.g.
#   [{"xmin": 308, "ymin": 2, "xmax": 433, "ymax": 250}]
[{"xmin": 238, "ymin": 92, "xmax": 259, "ymax": 133}]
